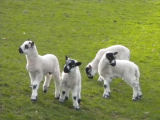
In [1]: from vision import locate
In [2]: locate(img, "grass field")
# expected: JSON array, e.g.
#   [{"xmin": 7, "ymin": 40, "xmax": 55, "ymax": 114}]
[{"xmin": 0, "ymin": 0, "xmax": 160, "ymax": 119}]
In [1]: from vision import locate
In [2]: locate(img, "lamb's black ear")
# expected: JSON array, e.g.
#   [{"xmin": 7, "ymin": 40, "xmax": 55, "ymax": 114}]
[
  {"xmin": 31, "ymin": 41, "xmax": 34, "ymax": 47},
  {"xmin": 75, "ymin": 62, "xmax": 82, "ymax": 66},
  {"xmin": 106, "ymin": 53, "xmax": 109, "ymax": 59},
  {"xmin": 89, "ymin": 65, "xmax": 92, "ymax": 69},
  {"xmin": 65, "ymin": 56, "xmax": 68, "ymax": 60},
  {"xmin": 114, "ymin": 52, "xmax": 118, "ymax": 55}
]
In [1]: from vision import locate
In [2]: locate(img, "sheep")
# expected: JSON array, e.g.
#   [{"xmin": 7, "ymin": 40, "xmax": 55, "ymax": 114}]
[
  {"xmin": 59, "ymin": 56, "xmax": 82, "ymax": 110},
  {"xmin": 98, "ymin": 51, "xmax": 142, "ymax": 101},
  {"xmin": 18, "ymin": 40, "xmax": 61, "ymax": 101},
  {"xmin": 85, "ymin": 45, "xmax": 130, "ymax": 81}
]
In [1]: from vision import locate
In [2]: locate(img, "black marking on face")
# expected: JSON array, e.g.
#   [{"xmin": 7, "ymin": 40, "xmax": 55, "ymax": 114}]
[
  {"xmin": 48, "ymin": 72, "xmax": 52, "ymax": 75},
  {"xmin": 106, "ymin": 52, "xmax": 117, "ymax": 66},
  {"xmin": 33, "ymin": 85, "xmax": 37, "ymax": 89},
  {"xmin": 19, "ymin": 48, "xmax": 23, "ymax": 54},
  {"xmin": 75, "ymin": 62, "xmax": 82, "ymax": 66},
  {"xmin": 106, "ymin": 53, "xmax": 115, "ymax": 62},
  {"xmin": 25, "ymin": 44, "xmax": 29, "ymax": 49},
  {"xmin": 62, "ymin": 91, "xmax": 65, "ymax": 95},
  {"xmin": 85, "ymin": 65, "xmax": 93, "ymax": 79},
  {"xmin": 64, "ymin": 59, "xmax": 78, "ymax": 73},
  {"xmin": 64, "ymin": 66, "xmax": 70, "ymax": 73},
  {"xmin": 64, "ymin": 56, "xmax": 82, "ymax": 73},
  {"xmin": 73, "ymin": 96, "xmax": 76, "ymax": 100},
  {"xmin": 85, "ymin": 67, "xmax": 90, "ymax": 75}
]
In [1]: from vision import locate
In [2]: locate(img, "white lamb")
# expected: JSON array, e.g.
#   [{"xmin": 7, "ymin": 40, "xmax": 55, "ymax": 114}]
[
  {"xmin": 59, "ymin": 56, "xmax": 82, "ymax": 110},
  {"xmin": 19, "ymin": 40, "xmax": 61, "ymax": 101},
  {"xmin": 85, "ymin": 45, "xmax": 130, "ymax": 81},
  {"xmin": 98, "ymin": 51, "xmax": 142, "ymax": 101}
]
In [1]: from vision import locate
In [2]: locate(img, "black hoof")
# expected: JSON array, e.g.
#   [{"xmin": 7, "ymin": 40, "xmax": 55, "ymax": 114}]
[
  {"xmin": 65, "ymin": 96, "xmax": 68, "ymax": 100},
  {"xmin": 59, "ymin": 99, "xmax": 64, "ymax": 103},
  {"xmin": 43, "ymin": 89, "xmax": 47, "ymax": 93},
  {"xmin": 55, "ymin": 94, "xmax": 60, "ymax": 99},
  {"xmin": 31, "ymin": 97, "xmax": 37, "ymax": 102},
  {"xmin": 55, "ymin": 96, "xmax": 60, "ymax": 99},
  {"xmin": 78, "ymin": 99, "xmax": 81, "ymax": 104},
  {"xmin": 138, "ymin": 95, "xmax": 142, "ymax": 99},
  {"xmin": 75, "ymin": 108, "xmax": 80, "ymax": 110},
  {"xmin": 74, "ymin": 107, "xmax": 80, "ymax": 110},
  {"xmin": 132, "ymin": 96, "xmax": 139, "ymax": 101},
  {"xmin": 103, "ymin": 93, "xmax": 110, "ymax": 99},
  {"xmin": 103, "ymin": 95, "xmax": 110, "ymax": 99}
]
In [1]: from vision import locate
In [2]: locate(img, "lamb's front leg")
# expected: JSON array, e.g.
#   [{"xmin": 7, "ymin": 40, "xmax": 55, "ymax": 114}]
[
  {"xmin": 97, "ymin": 76, "xmax": 103, "ymax": 82},
  {"xmin": 72, "ymin": 88, "xmax": 80, "ymax": 110},
  {"xmin": 31, "ymin": 73, "xmax": 43, "ymax": 101},
  {"xmin": 103, "ymin": 78, "xmax": 112, "ymax": 99}
]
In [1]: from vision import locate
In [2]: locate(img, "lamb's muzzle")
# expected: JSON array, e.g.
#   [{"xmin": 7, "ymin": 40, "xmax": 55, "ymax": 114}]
[{"xmin": 19, "ymin": 47, "xmax": 23, "ymax": 54}]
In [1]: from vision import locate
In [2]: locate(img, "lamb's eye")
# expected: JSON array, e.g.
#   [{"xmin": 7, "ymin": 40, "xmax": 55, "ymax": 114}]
[
  {"xmin": 69, "ymin": 63, "xmax": 72, "ymax": 66},
  {"xmin": 25, "ymin": 45, "xmax": 29, "ymax": 49},
  {"xmin": 68, "ymin": 63, "xmax": 74, "ymax": 67}
]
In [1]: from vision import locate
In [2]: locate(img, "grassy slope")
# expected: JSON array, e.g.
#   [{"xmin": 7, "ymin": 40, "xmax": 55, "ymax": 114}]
[{"xmin": 0, "ymin": 0, "xmax": 160, "ymax": 119}]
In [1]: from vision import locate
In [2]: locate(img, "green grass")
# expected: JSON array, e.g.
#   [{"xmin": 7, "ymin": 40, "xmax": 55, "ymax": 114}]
[{"xmin": 0, "ymin": 0, "xmax": 160, "ymax": 119}]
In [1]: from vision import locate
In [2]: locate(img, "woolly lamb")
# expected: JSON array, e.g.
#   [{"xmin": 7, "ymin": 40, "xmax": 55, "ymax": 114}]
[
  {"xmin": 59, "ymin": 56, "xmax": 82, "ymax": 110},
  {"xmin": 19, "ymin": 40, "xmax": 61, "ymax": 101},
  {"xmin": 85, "ymin": 45, "xmax": 130, "ymax": 81},
  {"xmin": 98, "ymin": 51, "xmax": 142, "ymax": 101}
]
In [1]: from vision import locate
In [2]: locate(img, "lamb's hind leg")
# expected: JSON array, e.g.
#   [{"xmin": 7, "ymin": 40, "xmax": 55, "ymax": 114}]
[
  {"xmin": 43, "ymin": 73, "xmax": 52, "ymax": 93},
  {"xmin": 137, "ymin": 84, "xmax": 142, "ymax": 99},
  {"xmin": 127, "ymin": 79, "xmax": 140, "ymax": 101},
  {"xmin": 53, "ymin": 73, "xmax": 61, "ymax": 99},
  {"xmin": 132, "ymin": 83, "xmax": 139, "ymax": 101}
]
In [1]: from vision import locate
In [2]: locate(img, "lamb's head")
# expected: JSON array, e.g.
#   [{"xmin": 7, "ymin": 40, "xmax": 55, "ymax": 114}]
[
  {"xmin": 64, "ymin": 56, "xmax": 82, "ymax": 73},
  {"xmin": 85, "ymin": 64, "xmax": 94, "ymax": 79},
  {"xmin": 105, "ymin": 52, "xmax": 118, "ymax": 66},
  {"xmin": 19, "ymin": 40, "xmax": 35, "ymax": 55}
]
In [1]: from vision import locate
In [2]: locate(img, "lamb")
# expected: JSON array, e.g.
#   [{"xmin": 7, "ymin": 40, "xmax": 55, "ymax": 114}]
[
  {"xmin": 98, "ymin": 51, "xmax": 142, "ymax": 101},
  {"xmin": 59, "ymin": 56, "xmax": 82, "ymax": 110},
  {"xmin": 19, "ymin": 40, "xmax": 61, "ymax": 101},
  {"xmin": 85, "ymin": 45, "xmax": 130, "ymax": 81}
]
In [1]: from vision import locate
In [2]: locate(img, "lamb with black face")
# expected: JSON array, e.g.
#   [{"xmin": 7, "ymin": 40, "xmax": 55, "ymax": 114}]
[
  {"xmin": 64, "ymin": 56, "xmax": 81, "ymax": 73},
  {"xmin": 59, "ymin": 56, "xmax": 82, "ymax": 110},
  {"xmin": 85, "ymin": 65, "xmax": 93, "ymax": 79}
]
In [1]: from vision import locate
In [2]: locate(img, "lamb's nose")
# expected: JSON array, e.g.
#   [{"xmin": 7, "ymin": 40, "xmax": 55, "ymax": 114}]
[{"xmin": 19, "ymin": 47, "xmax": 23, "ymax": 54}]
